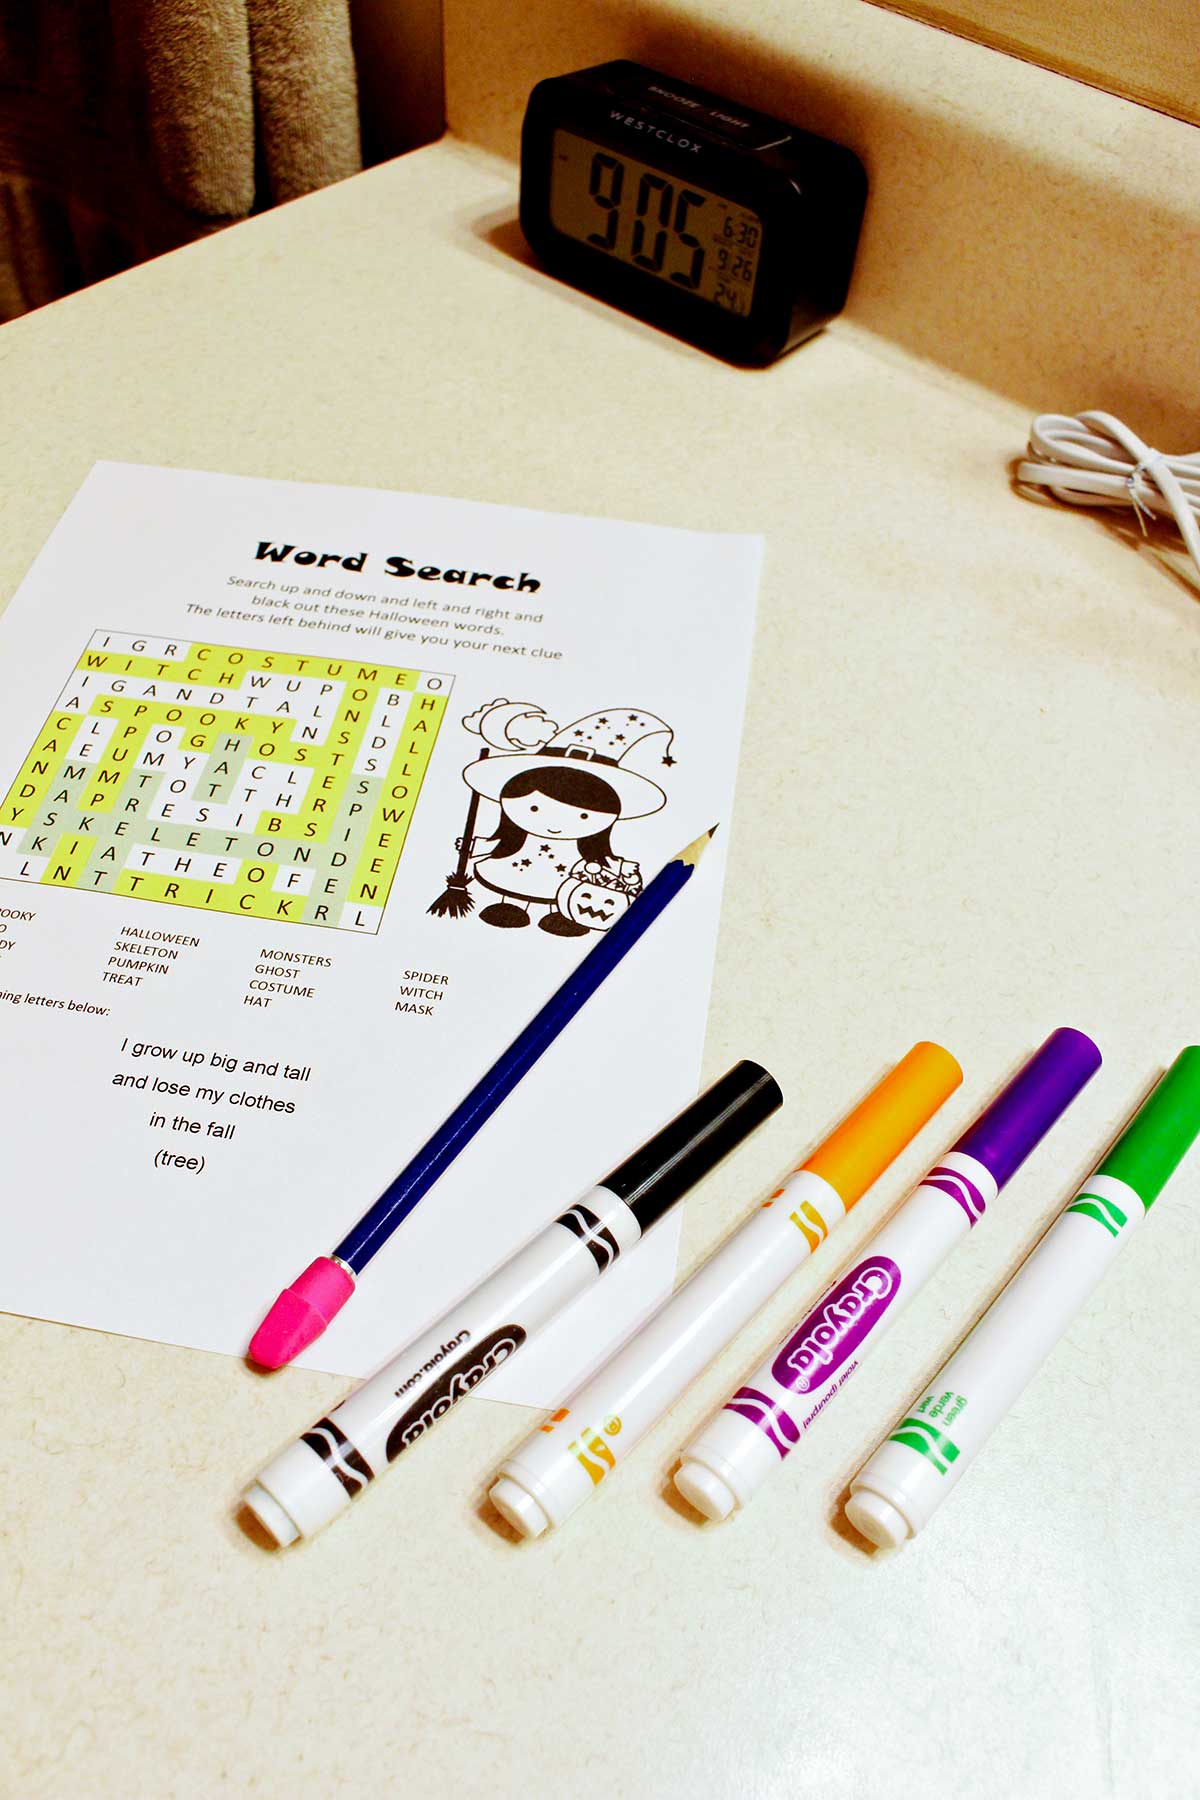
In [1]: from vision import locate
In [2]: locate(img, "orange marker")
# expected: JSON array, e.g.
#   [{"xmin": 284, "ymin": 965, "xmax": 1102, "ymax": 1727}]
[{"xmin": 489, "ymin": 1043, "xmax": 962, "ymax": 1539}]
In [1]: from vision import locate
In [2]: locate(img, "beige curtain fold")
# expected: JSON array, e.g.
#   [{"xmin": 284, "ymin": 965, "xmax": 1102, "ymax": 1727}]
[
  {"xmin": 0, "ymin": 0, "xmax": 362, "ymax": 322},
  {"xmin": 247, "ymin": 1, "xmax": 362, "ymax": 203}
]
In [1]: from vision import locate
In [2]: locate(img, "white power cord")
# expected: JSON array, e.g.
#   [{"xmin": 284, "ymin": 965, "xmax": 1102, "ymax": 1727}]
[{"xmin": 1016, "ymin": 410, "xmax": 1200, "ymax": 590}]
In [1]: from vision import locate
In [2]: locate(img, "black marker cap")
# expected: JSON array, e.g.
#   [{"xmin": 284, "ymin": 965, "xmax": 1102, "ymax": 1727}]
[{"xmin": 601, "ymin": 1060, "xmax": 784, "ymax": 1232}]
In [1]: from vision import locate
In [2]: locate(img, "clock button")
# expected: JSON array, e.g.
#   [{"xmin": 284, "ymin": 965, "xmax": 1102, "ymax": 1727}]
[{"xmin": 713, "ymin": 125, "xmax": 792, "ymax": 152}]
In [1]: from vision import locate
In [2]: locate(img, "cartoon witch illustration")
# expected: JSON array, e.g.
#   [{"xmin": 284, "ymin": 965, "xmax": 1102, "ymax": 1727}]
[{"xmin": 429, "ymin": 698, "xmax": 675, "ymax": 935}]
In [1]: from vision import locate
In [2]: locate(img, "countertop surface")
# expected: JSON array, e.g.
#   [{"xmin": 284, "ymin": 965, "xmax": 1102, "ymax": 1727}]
[{"xmin": 1, "ymin": 126, "xmax": 1197, "ymax": 1799}]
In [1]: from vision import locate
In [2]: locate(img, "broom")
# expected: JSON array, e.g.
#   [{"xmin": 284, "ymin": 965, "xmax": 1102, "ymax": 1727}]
[{"xmin": 428, "ymin": 749, "xmax": 488, "ymax": 917}]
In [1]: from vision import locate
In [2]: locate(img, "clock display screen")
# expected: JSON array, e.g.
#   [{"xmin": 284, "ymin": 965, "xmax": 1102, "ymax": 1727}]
[{"xmin": 549, "ymin": 128, "xmax": 764, "ymax": 315}]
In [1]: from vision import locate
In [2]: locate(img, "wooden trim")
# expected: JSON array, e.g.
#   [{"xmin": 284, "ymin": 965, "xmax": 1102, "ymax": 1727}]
[{"xmin": 866, "ymin": 0, "xmax": 1200, "ymax": 127}]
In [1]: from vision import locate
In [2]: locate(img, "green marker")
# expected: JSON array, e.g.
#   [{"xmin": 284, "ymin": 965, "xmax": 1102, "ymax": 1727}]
[{"xmin": 846, "ymin": 1048, "xmax": 1200, "ymax": 1548}]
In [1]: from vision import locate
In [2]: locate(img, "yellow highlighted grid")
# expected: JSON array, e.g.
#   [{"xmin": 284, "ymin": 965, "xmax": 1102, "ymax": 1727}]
[{"xmin": 0, "ymin": 635, "xmax": 451, "ymax": 934}]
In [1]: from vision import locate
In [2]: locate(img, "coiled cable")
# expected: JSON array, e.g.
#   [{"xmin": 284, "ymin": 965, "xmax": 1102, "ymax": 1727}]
[{"xmin": 1017, "ymin": 410, "xmax": 1200, "ymax": 589}]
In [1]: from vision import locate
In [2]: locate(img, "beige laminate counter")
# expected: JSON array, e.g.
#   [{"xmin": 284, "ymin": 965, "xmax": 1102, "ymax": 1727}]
[{"xmin": 1, "ymin": 89, "xmax": 1197, "ymax": 1800}]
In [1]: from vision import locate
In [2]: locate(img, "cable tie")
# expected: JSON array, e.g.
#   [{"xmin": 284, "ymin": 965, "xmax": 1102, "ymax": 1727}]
[{"xmin": 1127, "ymin": 459, "xmax": 1158, "ymax": 535}]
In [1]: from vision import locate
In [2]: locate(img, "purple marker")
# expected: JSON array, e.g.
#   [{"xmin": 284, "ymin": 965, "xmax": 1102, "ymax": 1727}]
[{"xmin": 673, "ymin": 1029, "xmax": 1101, "ymax": 1521}]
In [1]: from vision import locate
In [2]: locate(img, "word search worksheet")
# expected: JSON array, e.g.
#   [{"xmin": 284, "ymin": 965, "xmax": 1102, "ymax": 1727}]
[{"xmin": 0, "ymin": 462, "xmax": 762, "ymax": 1401}]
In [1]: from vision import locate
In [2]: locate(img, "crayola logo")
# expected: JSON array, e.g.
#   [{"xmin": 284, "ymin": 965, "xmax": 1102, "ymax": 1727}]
[
  {"xmin": 384, "ymin": 1325, "xmax": 527, "ymax": 1460},
  {"xmin": 772, "ymin": 1257, "xmax": 902, "ymax": 1395}
]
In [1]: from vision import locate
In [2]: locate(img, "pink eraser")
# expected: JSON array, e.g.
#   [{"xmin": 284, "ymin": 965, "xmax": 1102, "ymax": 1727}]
[{"xmin": 248, "ymin": 1257, "xmax": 355, "ymax": 1368}]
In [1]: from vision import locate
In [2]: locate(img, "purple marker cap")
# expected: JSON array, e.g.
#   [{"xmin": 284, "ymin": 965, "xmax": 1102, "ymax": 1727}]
[{"xmin": 954, "ymin": 1027, "xmax": 1102, "ymax": 1190}]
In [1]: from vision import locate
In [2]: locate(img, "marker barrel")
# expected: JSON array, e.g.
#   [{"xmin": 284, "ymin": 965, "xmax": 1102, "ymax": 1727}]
[
  {"xmin": 489, "ymin": 1042, "xmax": 962, "ymax": 1539},
  {"xmin": 247, "ymin": 1184, "xmax": 642, "ymax": 1544},
  {"xmin": 491, "ymin": 1171, "xmax": 842, "ymax": 1537},
  {"xmin": 846, "ymin": 1048, "xmax": 1200, "ymax": 1548},
  {"xmin": 243, "ymin": 1060, "xmax": 780, "ymax": 1545},
  {"xmin": 673, "ymin": 1028, "xmax": 1102, "ymax": 1521},
  {"xmin": 672, "ymin": 1153, "xmax": 996, "ymax": 1520}
]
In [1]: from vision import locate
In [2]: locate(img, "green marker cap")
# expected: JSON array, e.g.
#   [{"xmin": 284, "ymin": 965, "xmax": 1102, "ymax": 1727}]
[{"xmin": 1096, "ymin": 1047, "xmax": 1200, "ymax": 1209}]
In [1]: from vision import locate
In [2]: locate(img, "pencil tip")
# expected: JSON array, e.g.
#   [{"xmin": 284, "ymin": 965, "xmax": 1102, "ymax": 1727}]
[{"xmin": 677, "ymin": 824, "xmax": 720, "ymax": 868}]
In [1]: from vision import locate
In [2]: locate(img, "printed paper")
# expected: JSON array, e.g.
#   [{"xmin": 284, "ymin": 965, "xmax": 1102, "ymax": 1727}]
[{"xmin": 0, "ymin": 462, "xmax": 762, "ymax": 1403}]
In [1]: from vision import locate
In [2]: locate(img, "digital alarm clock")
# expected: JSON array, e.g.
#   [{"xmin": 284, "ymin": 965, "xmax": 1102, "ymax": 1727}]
[{"xmin": 520, "ymin": 61, "xmax": 868, "ymax": 366}]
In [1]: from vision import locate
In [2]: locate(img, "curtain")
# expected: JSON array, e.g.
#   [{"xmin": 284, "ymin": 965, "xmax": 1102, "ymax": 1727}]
[{"xmin": 0, "ymin": 0, "xmax": 362, "ymax": 322}]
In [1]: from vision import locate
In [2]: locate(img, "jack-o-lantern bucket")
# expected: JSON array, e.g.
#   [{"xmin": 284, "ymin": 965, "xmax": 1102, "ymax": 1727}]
[{"xmin": 555, "ymin": 874, "xmax": 632, "ymax": 932}]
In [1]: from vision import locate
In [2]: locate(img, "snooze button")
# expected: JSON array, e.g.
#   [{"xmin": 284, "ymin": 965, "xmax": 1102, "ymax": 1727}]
[
  {"xmin": 698, "ymin": 111, "xmax": 792, "ymax": 152},
  {"xmin": 717, "ymin": 124, "xmax": 791, "ymax": 151},
  {"xmin": 639, "ymin": 76, "xmax": 792, "ymax": 150},
  {"xmin": 698, "ymin": 117, "xmax": 791, "ymax": 152}
]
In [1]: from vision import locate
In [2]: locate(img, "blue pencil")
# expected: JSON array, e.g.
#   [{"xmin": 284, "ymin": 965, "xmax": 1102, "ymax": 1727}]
[{"xmin": 249, "ymin": 825, "xmax": 718, "ymax": 1366}]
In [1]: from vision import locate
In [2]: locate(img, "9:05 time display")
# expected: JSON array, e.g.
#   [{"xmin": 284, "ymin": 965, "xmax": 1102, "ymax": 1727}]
[{"xmin": 548, "ymin": 128, "xmax": 764, "ymax": 315}]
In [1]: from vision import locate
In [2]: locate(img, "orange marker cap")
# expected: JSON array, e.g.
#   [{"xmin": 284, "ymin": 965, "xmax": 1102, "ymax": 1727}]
[{"xmin": 802, "ymin": 1041, "xmax": 962, "ymax": 1208}]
